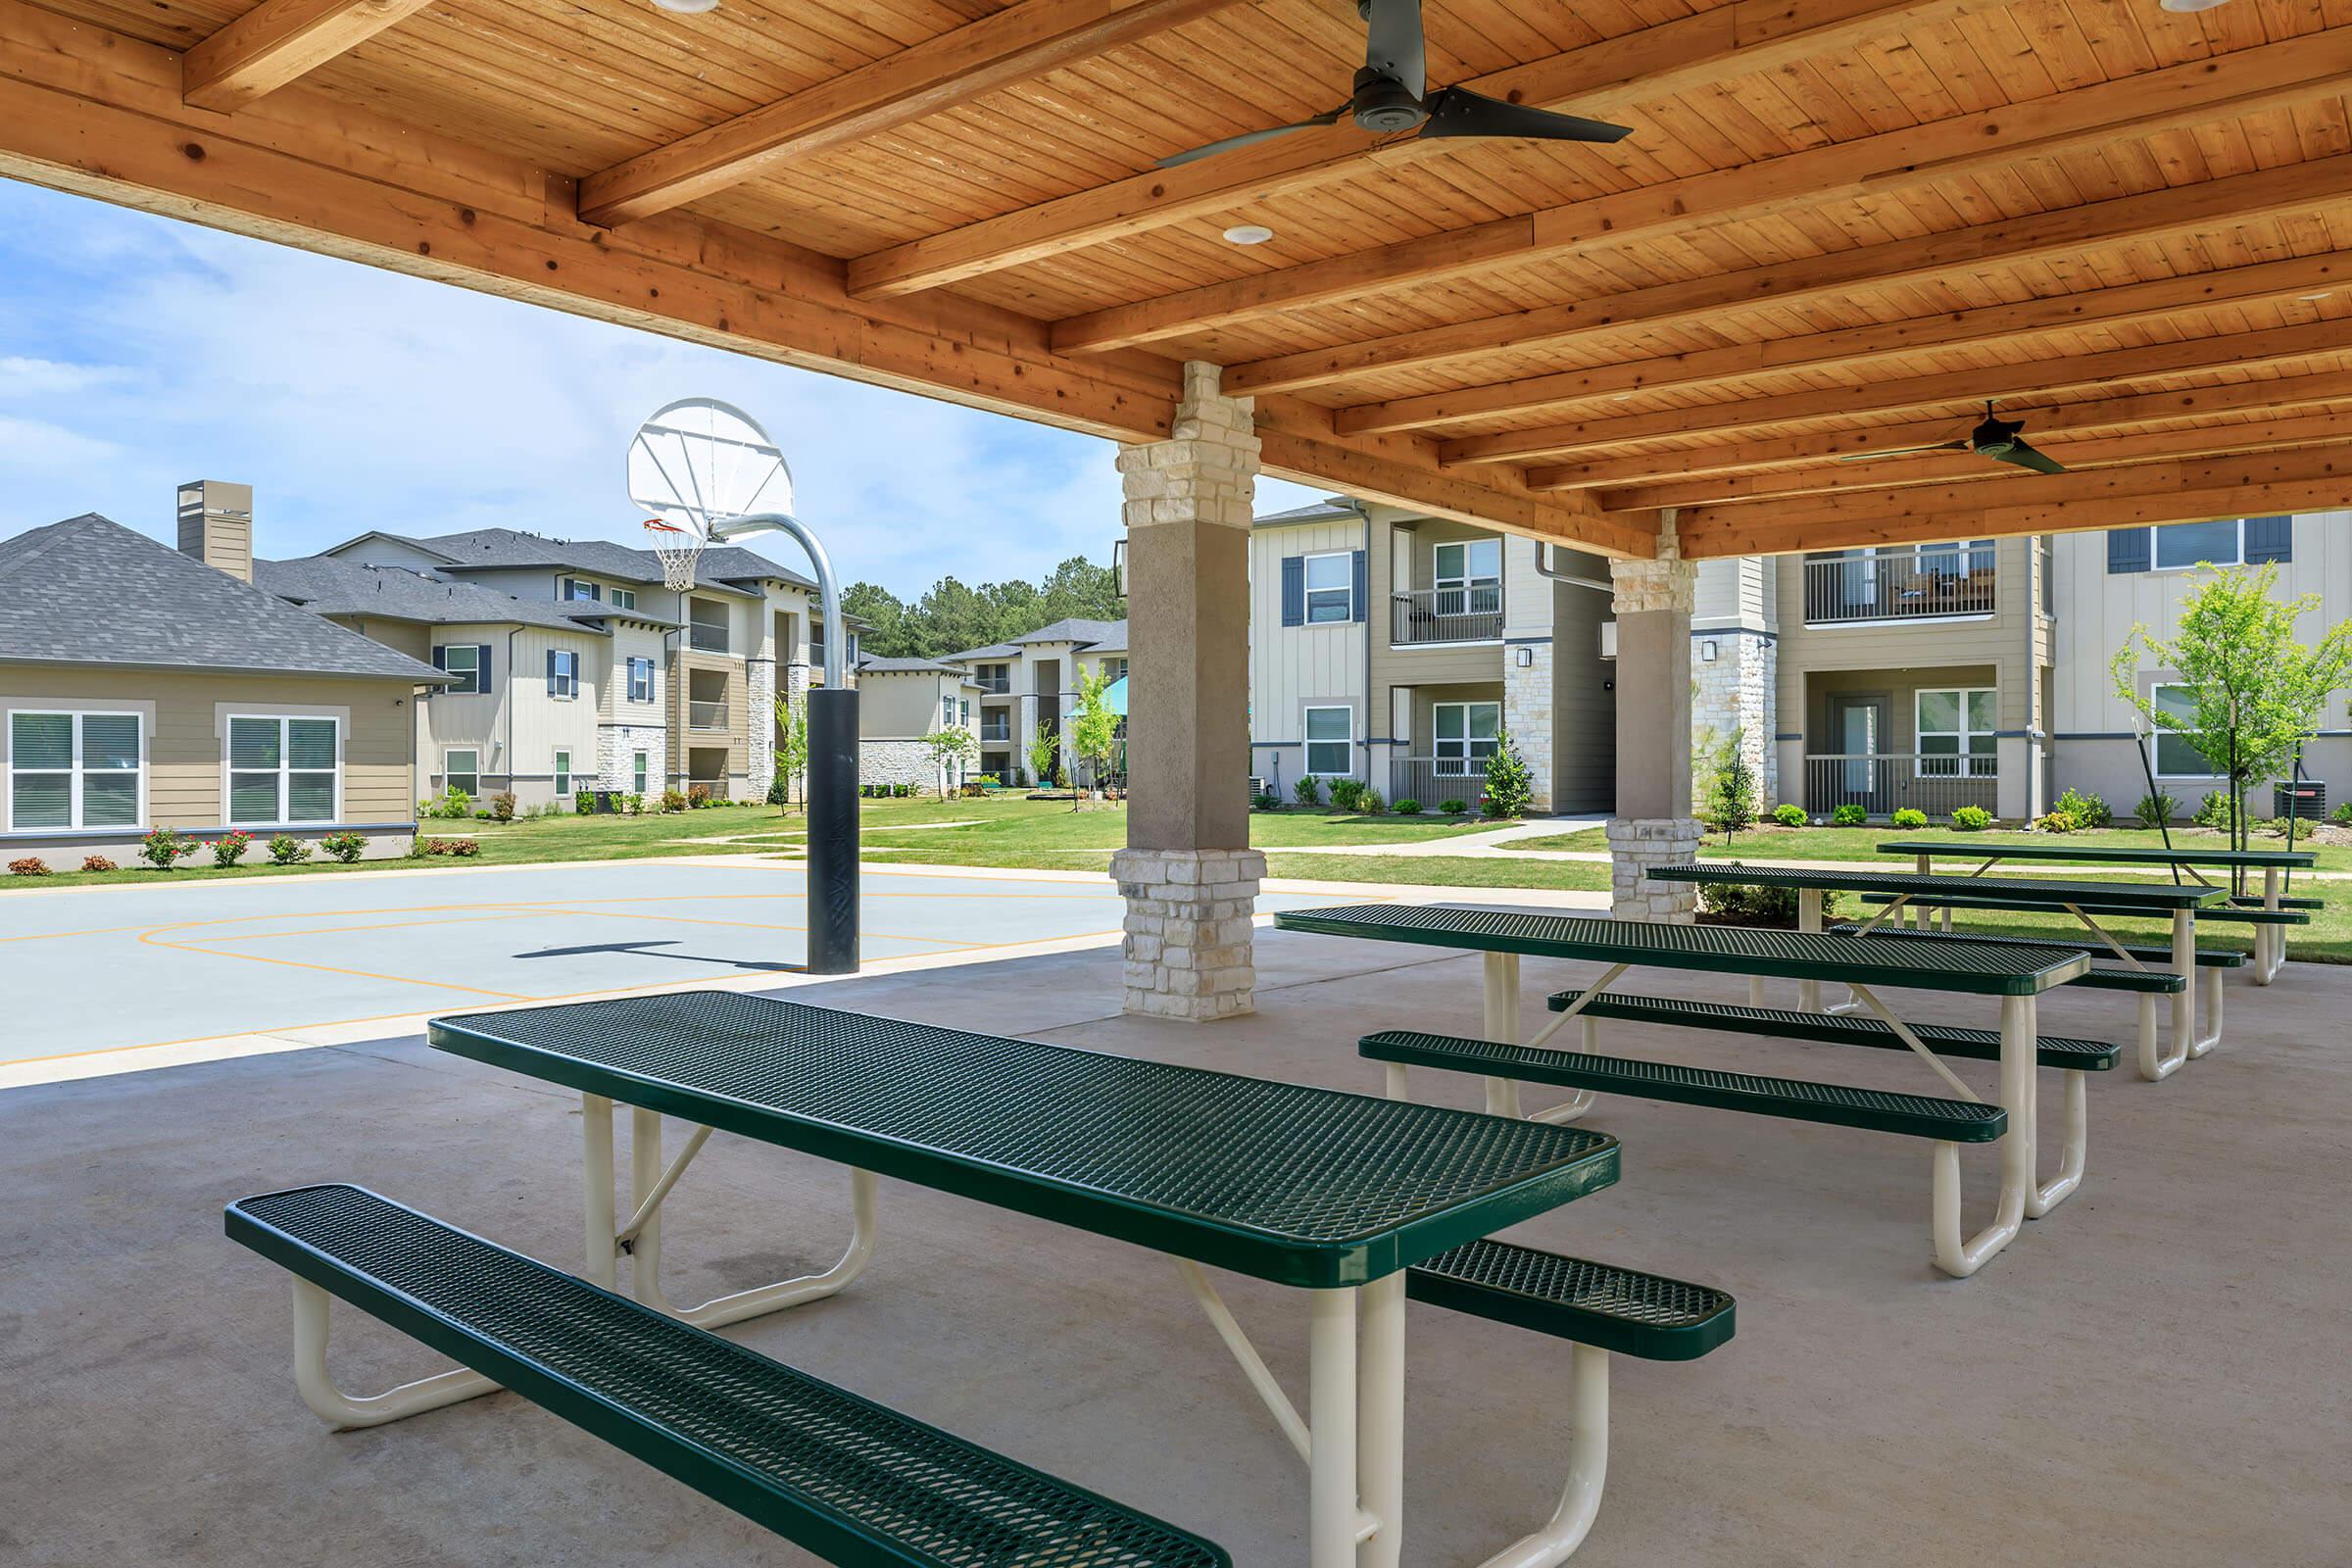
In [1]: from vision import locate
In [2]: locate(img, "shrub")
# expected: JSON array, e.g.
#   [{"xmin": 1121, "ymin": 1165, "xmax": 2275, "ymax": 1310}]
[
  {"xmin": 1888, "ymin": 808, "xmax": 1929, "ymax": 830},
  {"xmin": 420, "ymin": 786, "xmax": 471, "ymax": 819},
  {"xmin": 211, "ymin": 829, "xmax": 252, "ymax": 868},
  {"xmin": 685, "ymin": 784, "xmax": 710, "ymax": 808},
  {"xmin": 2134, "ymin": 791, "xmax": 2180, "ymax": 828},
  {"xmin": 2054, "ymin": 786, "xmax": 2111, "ymax": 829},
  {"xmin": 1356, "ymin": 788, "xmax": 1385, "ymax": 815},
  {"xmin": 1704, "ymin": 728, "xmax": 1758, "ymax": 841},
  {"xmin": 1251, "ymin": 791, "xmax": 1281, "ymax": 811},
  {"xmin": 9, "ymin": 857, "xmax": 50, "ymax": 876},
  {"xmin": 421, "ymin": 837, "xmax": 481, "ymax": 857},
  {"xmin": 139, "ymin": 826, "xmax": 194, "ymax": 869},
  {"xmin": 1293, "ymin": 776, "xmax": 1323, "ymax": 807},
  {"xmin": 80, "ymin": 855, "xmax": 117, "ymax": 873},
  {"xmin": 660, "ymin": 788, "xmax": 688, "ymax": 813},
  {"xmin": 1393, "ymin": 797, "xmax": 1423, "ymax": 815},
  {"xmin": 1483, "ymin": 734, "xmax": 1534, "ymax": 819},
  {"xmin": 2333, "ymin": 800, "xmax": 2352, "ymax": 828},
  {"xmin": 268, "ymin": 834, "xmax": 310, "ymax": 865},
  {"xmin": 2194, "ymin": 790, "xmax": 2237, "ymax": 830},
  {"xmin": 2035, "ymin": 809, "xmax": 2082, "ymax": 834},
  {"xmin": 489, "ymin": 791, "xmax": 516, "ymax": 822},
  {"xmin": 320, "ymin": 832, "xmax": 366, "ymax": 863},
  {"xmin": 1770, "ymin": 804, "xmax": 1807, "ymax": 827},
  {"xmin": 1830, "ymin": 803, "xmax": 1866, "ymax": 827},
  {"xmin": 765, "ymin": 777, "xmax": 791, "ymax": 807},
  {"xmin": 572, "ymin": 791, "xmax": 593, "ymax": 815},
  {"xmin": 1950, "ymin": 805, "xmax": 1993, "ymax": 832},
  {"xmin": 1439, "ymin": 799, "xmax": 1469, "ymax": 817},
  {"xmin": 1329, "ymin": 778, "xmax": 1365, "ymax": 811},
  {"xmin": 625, "ymin": 793, "xmax": 645, "ymax": 816},
  {"xmin": 1697, "ymin": 880, "xmax": 1844, "ymax": 927}
]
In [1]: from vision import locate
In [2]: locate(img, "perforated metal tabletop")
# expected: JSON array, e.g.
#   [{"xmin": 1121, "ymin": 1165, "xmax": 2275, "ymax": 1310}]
[
  {"xmin": 1646, "ymin": 862, "xmax": 2223, "ymax": 910},
  {"xmin": 1272, "ymin": 903, "xmax": 2088, "ymax": 994},
  {"xmin": 428, "ymin": 991, "xmax": 1619, "ymax": 1289},
  {"xmin": 1877, "ymin": 839, "xmax": 2316, "ymax": 869}
]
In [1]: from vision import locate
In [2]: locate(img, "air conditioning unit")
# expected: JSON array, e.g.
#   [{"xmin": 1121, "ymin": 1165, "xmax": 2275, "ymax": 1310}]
[{"xmin": 1599, "ymin": 621, "xmax": 1618, "ymax": 659}]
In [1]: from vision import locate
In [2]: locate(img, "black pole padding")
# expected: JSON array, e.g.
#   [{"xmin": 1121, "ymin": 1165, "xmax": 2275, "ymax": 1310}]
[{"xmin": 805, "ymin": 686, "xmax": 859, "ymax": 974}]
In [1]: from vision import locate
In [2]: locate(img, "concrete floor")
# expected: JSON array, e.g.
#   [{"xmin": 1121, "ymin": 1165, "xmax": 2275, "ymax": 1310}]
[{"xmin": 2, "ymin": 926, "xmax": 2345, "ymax": 1567}]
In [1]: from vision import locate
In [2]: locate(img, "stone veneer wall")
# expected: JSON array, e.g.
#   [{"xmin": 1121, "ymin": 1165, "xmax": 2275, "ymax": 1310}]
[
  {"xmin": 1109, "ymin": 847, "xmax": 1264, "ymax": 1021},
  {"xmin": 598, "ymin": 724, "xmax": 665, "ymax": 794},
  {"xmin": 1692, "ymin": 630, "xmax": 1777, "ymax": 808},
  {"xmin": 1502, "ymin": 642, "xmax": 1553, "ymax": 812},
  {"xmin": 1608, "ymin": 531, "xmax": 1702, "ymax": 922},
  {"xmin": 747, "ymin": 657, "xmax": 776, "ymax": 801},
  {"xmin": 858, "ymin": 738, "xmax": 935, "ymax": 790}
]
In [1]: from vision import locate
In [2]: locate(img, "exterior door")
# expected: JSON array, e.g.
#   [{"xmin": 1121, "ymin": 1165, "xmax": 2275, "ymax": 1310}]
[{"xmin": 1824, "ymin": 693, "xmax": 1891, "ymax": 811}]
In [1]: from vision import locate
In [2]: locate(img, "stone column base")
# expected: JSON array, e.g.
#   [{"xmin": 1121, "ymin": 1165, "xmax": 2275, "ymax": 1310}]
[
  {"xmin": 1606, "ymin": 817, "xmax": 1705, "ymax": 922},
  {"xmin": 1110, "ymin": 847, "xmax": 1265, "ymax": 1020}
]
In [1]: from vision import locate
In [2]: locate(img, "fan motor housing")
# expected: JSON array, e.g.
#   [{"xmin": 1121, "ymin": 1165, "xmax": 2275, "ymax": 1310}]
[{"xmin": 1352, "ymin": 68, "xmax": 1427, "ymax": 131}]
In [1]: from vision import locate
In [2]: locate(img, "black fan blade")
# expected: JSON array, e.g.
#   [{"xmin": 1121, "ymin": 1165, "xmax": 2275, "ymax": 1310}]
[
  {"xmin": 1991, "ymin": 439, "xmax": 2066, "ymax": 475},
  {"xmin": 1417, "ymin": 85, "xmax": 1633, "ymax": 145},
  {"xmin": 1362, "ymin": 0, "xmax": 1426, "ymax": 102},
  {"xmin": 1157, "ymin": 106, "xmax": 1347, "ymax": 169},
  {"xmin": 1836, "ymin": 440, "xmax": 1970, "ymax": 463}
]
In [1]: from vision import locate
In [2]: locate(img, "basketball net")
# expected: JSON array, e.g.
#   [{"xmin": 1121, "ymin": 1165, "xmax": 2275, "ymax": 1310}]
[{"xmin": 643, "ymin": 518, "xmax": 709, "ymax": 592}]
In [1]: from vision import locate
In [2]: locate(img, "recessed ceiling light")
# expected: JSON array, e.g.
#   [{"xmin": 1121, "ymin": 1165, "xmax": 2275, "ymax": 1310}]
[
  {"xmin": 1222, "ymin": 224, "xmax": 1275, "ymax": 246},
  {"xmin": 2297, "ymin": 291, "xmax": 2334, "ymax": 302},
  {"xmin": 1612, "ymin": 393, "xmax": 1634, "ymax": 401},
  {"xmin": 653, "ymin": 0, "xmax": 718, "ymax": 13},
  {"xmin": 2159, "ymin": 0, "xmax": 2235, "ymax": 12}
]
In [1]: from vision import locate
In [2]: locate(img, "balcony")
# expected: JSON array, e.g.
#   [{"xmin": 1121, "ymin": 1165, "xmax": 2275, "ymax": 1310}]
[
  {"xmin": 1388, "ymin": 757, "xmax": 1488, "ymax": 807},
  {"xmin": 980, "ymin": 722, "xmax": 1011, "ymax": 744},
  {"xmin": 975, "ymin": 674, "xmax": 1011, "ymax": 695},
  {"xmin": 688, "ymin": 700, "xmax": 729, "ymax": 731},
  {"xmin": 1801, "ymin": 753, "xmax": 1997, "ymax": 819},
  {"xmin": 687, "ymin": 621, "xmax": 730, "ymax": 654},
  {"xmin": 1801, "ymin": 547, "xmax": 1996, "ymax": 626},
  {"xmin": 1391, "ymin": 586, "xmax": 1503, "ymax": 646}
]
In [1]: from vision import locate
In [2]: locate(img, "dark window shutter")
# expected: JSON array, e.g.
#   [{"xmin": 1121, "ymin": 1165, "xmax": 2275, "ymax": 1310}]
[
  {"xmin": 545, "ymin": 649, "xmax": 559, "ymax": 695},
  {"xmin": 2244, "ymin": 514, "xmax": 2292, "ymax": 564},
  {"xmin": 429, "ymin": 645, "xmax": 445, "ymax": 698},
  {"xmin": 2106, "ymin": 528, "xmax": 2150, "ymax": 574},
  {"xmin": 1281, "ymin": 556, "xmax": 1304, "ymax": 626},
  {"xmin": 1350, "ymin": 550, "xmax": 1368, "ymax": 623},
  {"xmin": 478, "ymin": 644, "xmax": 493, "ymax": 694}
]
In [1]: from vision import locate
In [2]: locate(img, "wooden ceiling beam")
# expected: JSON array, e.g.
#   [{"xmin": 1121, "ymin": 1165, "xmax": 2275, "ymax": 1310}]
[
  {"xmin": 1224, "ymin": 153, "xmax": 2352, "ymax": 397},
  {"xmin": 1444, "ymin": 315, "xmax": 2352, "ymax": 466},
  {"xmin": 578, "ymin": 0, "xmax": 1236, "ymax": 229},
  {"xmin": 182, "ymin": 0, "xmax": 436, "ymax": 114},
  {"xmin": 1526, "ymin": 369, "xmax": 2352, "ymax": 491},
  {"xmin": 1052, "ymin": 34, "xmax": 2352, "ymax": 356},
  {"xmin": 846, "ymin": 0, "xmax": 2006, "ymax": 299},
  {"xmin": 1676, "ymin": 445, "xmax": 2352, "ymax": 557},
  {"xmin": 1599, "ymin": 410, "xmax": 2352, "ymax": 512},
  {"xmin": 1338, "ymin": 251, "xmax": 2352, "ymax": 436}
]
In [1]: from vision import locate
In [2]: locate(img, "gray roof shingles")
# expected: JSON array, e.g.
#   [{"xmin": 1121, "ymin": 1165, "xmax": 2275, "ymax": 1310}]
[
  {"xmin": 384, "ymin": 527, "xmax": 814, "ymax": 594},
  {"xmin": 0, "ymin": 515, "xmax": 448, "ymax": 682},
  {"xmin": 258, "ymin": 556, "xmax": 611, "ymax": 633}
]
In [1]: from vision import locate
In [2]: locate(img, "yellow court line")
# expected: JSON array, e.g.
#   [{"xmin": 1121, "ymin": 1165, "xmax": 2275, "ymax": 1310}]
[
  {"xmin": 184, "ymin": 905, "xmax": 995, "ymax": 951},
  {"xmin": 135, "ymin": 929, "xmax": 530, "ymax": 1001}
]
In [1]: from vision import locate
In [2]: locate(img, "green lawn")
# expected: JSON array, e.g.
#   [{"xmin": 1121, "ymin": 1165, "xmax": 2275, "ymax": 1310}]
[
  {"xmin": 1267, "ymin": 855, "xmax": 1611, "ymax": 893},
  {"xmin": 1517, "ymin": 822, "xmax": 2352, "ymax": 872}
]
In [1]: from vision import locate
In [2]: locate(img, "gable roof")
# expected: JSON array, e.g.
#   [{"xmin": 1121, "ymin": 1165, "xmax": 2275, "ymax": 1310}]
[
  {"xmin": 0, "ymin": 515, "xmax": 449, "ymax": 682},
  {"xmin": 1007, "ymin": 616, "xmax": 1126, "ymax": 652},
  {"xmin": 856, "ymin": 656, "xmax": 974, "ymax": 678},
  {"xmin": 257, "ymin": 556, "xmax": 610, "ymax": 634},
  {"xmin": 1254, "ymin": 497, "xmax": 1363, "ymax": 528},
  {"xmin": 372, "ymin": 527, "xmax": 814, "ymax": 595}
]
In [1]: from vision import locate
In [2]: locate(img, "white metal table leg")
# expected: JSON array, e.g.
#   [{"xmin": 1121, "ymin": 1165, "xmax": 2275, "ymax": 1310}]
[
  {"xmin": 2026, "ymin": 1070, "xmax": 2086, "ymax": 1218},
  {"xmin": 1797, "ymin": 889, "xmax": 1823, "ymax": 1012},
  {"xmin": 1931, "ymin": 994, "xmax": 2034, "ymax": 1278},
  {"xmin": 2175, "ymin": 911, "xmax": 2219, "ymax": 1060},
  {"xmin": 1471, "ymin": 1344, "xmax": 1610, "ymax": 1568},
  {"xmin": 2255, "ymin": 867, "xmax": 2282, "ymax": 985},
  {"xmin": 289, "ymin": 1278, "xmax": 501, "ymax": 1429},
  {"xmin": 2134, "ymin": 992, "xmax": 2183, "ymax": 1082},
  {"xmin": 1483, "ymin": 951, "xmax": 1523, "ymax": 1118},
  {"xmin": 1357, "ymin": 1275, "xmax": 1405, "ymax": 1568},
  {"xmin": 582, "ymin": 1092, "xmax": 616, "ymax": 1288},
  {"xmin": 1308, "ymin": 1289, "xmax": 1360, "ymax": 1568}
]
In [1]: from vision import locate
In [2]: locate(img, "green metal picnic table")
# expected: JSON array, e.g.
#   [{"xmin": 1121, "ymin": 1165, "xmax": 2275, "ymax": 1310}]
[
  {"xmin": 1878, "ymin": 838, "xmax": 2316, "ymax": 983},
  {"xmin": 425, "ymin": 990, "xmax": 1623, "ymax": 1568},
  {"xmin": 1272, "ymin": 904, "xmax": 2086, "ymax": 1278}
]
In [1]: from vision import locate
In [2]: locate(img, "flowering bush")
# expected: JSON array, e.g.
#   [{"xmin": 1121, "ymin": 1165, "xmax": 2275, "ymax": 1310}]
[
  {"xmin": 140, "ymin": 826, "xmax": 194, "ymax": 868},
  {"xmin": 80, "ymin": 855, "xmax": 117, "ymax": 873},
  {"xmin": 268, "ymin": 834, "xmax": 310, "ymax": 865},
  {"xmin": 9, "ymin": 857, "xmax": 50, "ymax": 876},
  {"xmin": 320, "ymin": 831, "xmax": 367, "ymax": 863},
  {"xmin": 212, "ymin": 830, "xmax": 252, "ymax": 868},
  {"xmin": 421, "ymin": 837, "xmax": 481, "ymax": 857}
]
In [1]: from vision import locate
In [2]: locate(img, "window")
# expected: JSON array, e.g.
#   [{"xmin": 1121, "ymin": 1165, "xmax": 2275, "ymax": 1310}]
[
  {"xmin": 444, "ymin": 747, "xmax": 480, "ymax": 800},
  {"xmin": 2154, "ymin": 518, "xmax": 2243, "ymax": 570},
  {"xmin": 1433, "ymin": 538, "xmax": 1503, "ymax": 615},
  {"xmin": 943, "ymin": 694, "xmax": 959, "ymax": 726},
  {"xmin": 434, "ymin": 643, "xmax": 487, "ymax": 695},
  {"xmin": 1432, "ymin": 702, "xmax": 1500, "ymax": 775},
  {"xmin": 1303, "ymin": 552, "xmax": 1353, "ymax": 623},
  {"xmin": 547, "ymin": 649, "xmax": 579, "ymax": 699},
  {"xmin": 1304, "ymin": 705, "xmax": 1352, "ymax": 775},
  {"xmin": 847, "ymin": 632, "xmax": 859, "ymax": 665},
  {"xmin": 562, "ymin": 577, "xmax": 602, "ymax": 602},
  {"xmin": 2153, "ymin": 685, "xmax": 2215, "ymax": 777},
  {"xmin": 8, "ymin": 710, "xmax": 141, "ymax": 831},
  {"xmin": 229, "ymin": 716, "xmax": 340, "ymax": 826},
  {"xmin": 627, "ymin": 657, "xmax": 655, "ymax": 704},
  {"xmin": 553, "ymin": 750, "xmax": 572, "ymax": 796},
  {"xmin": 631, "ymin": 751, "xmax": 649, "ymax": 795},
  {"xmin": 1101, "ymin": 658, "xmax": 1128, "ymax": 683},
  {"xmin": 612, "ymin": 587, "xmax": 637, "ymax": 612},
  {"xmin": 1915, "ymin": 689, "xmax": 1996, "ymax": 777}
]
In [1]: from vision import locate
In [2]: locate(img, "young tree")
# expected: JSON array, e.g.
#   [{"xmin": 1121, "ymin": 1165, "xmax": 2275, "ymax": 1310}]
[
  {"xmin": 771, "ymin": 697, "xmax": 808, "ymax": 812},
  {"xmin": 1025, "ymin": 724, "xmax": 1061, "ymax": 794},
  {"xmin": 2110, "ymin": 562, "xmax": 2352, "ymax": 883},
  {"xmin": 1482, "ymin": 733, "xmax": 1534, "ymax": 820},
  {"xmin": 1707, "ymin": 725, "xmax": 1759, "ymax": 846},
  {"xmin": 923, "ymin": 724, "xmax": 979, "ymax": 799},
  {"xmin": 1067, "ymin": 668, "xmax": 1122, "ymax": 809}
]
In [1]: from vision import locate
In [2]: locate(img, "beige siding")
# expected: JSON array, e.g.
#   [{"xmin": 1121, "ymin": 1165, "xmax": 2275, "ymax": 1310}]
[
  {"xmin": 1251, "ymin": 516, "xmax": 1367, "ymax": 785},
  {"xmin": 601, "ymin": 621, "xmax": 669, "ymax": 723},
  {"xmin": 860, "ymin": 671, "xmax": 957, "ymax": 737},
  {"xmin": 1548, "ymin": 575, "xmax": 1617, "ymax": 812},
  {"xmin": 1696, "ymin": 557, "xmax": 1772, "ymax": 630}
]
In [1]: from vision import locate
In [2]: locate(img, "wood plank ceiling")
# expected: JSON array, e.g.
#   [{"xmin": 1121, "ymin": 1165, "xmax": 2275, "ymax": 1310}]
[{"xmin": 3, "ymin": 0, "xmax": 2347, "ymax": 558}]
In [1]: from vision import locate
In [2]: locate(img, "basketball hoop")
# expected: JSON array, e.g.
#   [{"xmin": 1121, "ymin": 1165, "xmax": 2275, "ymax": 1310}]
[{"xmin": 642, "ymin": 517, "xmax": 708, "ymax": 592}]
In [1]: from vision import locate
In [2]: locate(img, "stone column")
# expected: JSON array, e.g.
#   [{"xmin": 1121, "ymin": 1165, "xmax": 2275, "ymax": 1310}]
[
  {"xmin": 1608, "ymin": 520, "xmax": 1702, "ymax": 921},
  {"xmin": 1108, "ymin": 363, "xmax": 1264, "ymax": 1020}
]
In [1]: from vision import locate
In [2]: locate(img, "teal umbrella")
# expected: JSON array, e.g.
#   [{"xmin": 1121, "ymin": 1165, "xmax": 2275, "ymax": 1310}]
[{"xmin": 1102, "ymin": 676, "xmax": 1129, "ymax": 715}]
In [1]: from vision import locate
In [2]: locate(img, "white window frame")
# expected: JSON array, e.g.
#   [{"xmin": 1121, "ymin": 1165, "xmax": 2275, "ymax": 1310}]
[
  {"xmin": 562, "ymin": 576, "xmax": 603, "ymax": 603},
  {"xmin": 1432, "ymin": 539, "xmax": 1503, "ymax": 616},
  {"xmin": 2152, "ymin": 517, "xmax": 2246, "ymax": 571},
  {"xmin": 225, "ymin": 713, "xmax": 345, "ymax": 828},
  {"xmin": 6, "ymin": 709, "xmax": 145, "ymax": 833},
  {"xmin": 436, "ymin": 643, "xmax": 483, "ymax": 695},
  {"xmin": 443, "ymin": 747, "xmax": 481, "ymax": 801},
  {"xmin": 1303, "ymin": 704, "xmax": 1353, "ymax": 776},
  {"xmin": 632, "ymin": 751, "xmax": 650, "ymax": 795},
  {"xmin": 627, "ymin": 657, "xmax": 655, "ymax": 705},
  {"xmin": 612, "ymin": 587, "xmax": 638, "ymax": 612},
  {"xmin": 1431, "ymin": 701, "xmax": 1501, "ymax": 776},
  {"xmin": 549, "ymin": 649, "xmax": 580, "ymax": 700},
  {"xmin": 553, "ymin": 749, "xmax": 573, "ymax": 797},
  {"xmin": 2151, "ymin": 683, "xmax": 2220, "ymax": 778},
  {"xmin": 1301, "ymin": 551, "xmax": 1353, "ymax": 624},
  {"xmin": 1914, "ymin": 688, "xmax": 1997, "ymax": 778}
]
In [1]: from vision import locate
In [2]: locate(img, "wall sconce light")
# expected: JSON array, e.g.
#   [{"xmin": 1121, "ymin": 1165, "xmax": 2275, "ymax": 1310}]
[
  {"xmin": 1112, "ymin": 536, "xmax": 1128, "ymax": 598},
  {"xmin": 1700, "ymin": 639, "xmax": 1719, "ymax": 662},
  {"xmin": 1514, "ymin": 646, "xmax": 1535, "ymax": 667}
]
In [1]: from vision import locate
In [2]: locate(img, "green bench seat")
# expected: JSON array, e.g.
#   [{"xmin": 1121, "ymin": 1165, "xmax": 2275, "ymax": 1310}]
[
  {"xmin": 1831, "ymin": 922, "xmax": 2241, "ymax": 970},
  {"xmin": 1407, "ymin": 1239, "xmax": 1736, "ymax": 1361},
  {"xmin": 2225, "ymin": 894, "xmax": 2324, "ymax": 910},
  {"xmin": 1544, "ymin": 988, "xmax": 2123, "ymax": 1071},
  {"xmin": 1360, "ymin": 1030, "xmax": 2007, "ymax": 1143},
  {"xmin": 1830, "ymin": 925, "xmax": 2187, "ymax": 993},
  {"xmin": 226, "ymin": 1185, "xmax": 1229, "ymax": 1568}
]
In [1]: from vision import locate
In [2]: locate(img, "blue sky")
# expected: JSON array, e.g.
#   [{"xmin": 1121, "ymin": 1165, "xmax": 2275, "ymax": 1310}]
[{"xmin": 0, "ymin": 181, "xmax": 1321, "ymax": 597}]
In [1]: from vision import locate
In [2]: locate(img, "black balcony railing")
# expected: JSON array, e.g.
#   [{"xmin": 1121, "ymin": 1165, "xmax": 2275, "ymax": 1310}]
[
  {"xmin": 1801, "ymin": 753, "xmax": 1997, "ymax": 818},
  {"xmin": 1801, "ymin": 548, "xmax": 1996, "ymax": 625}
]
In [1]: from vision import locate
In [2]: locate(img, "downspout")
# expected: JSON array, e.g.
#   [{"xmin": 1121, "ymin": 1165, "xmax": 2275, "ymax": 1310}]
[
  {"xmin": 1361, "ymin": 507, "xmax": 1374, "ymax": 791},
  {"xmin": 1535, "ymin": 543, "xmax": 1613, "ymax": 594},
  {"xmin": 506, "ymin": 625, "xmax": 520, "ymax": 798}
]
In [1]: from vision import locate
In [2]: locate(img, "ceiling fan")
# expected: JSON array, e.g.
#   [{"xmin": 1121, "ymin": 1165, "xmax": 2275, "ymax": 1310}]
[
  {"xmin": 1156, "ymin": 0, "xmax": 1634, "ymax": 169},
  {"xmin": 1838, "ymin": 402, "xmax": 2068, "ymax": 474}
]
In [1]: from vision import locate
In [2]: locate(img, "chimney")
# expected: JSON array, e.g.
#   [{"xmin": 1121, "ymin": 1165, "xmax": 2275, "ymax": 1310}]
[{"xmin": 176, "ymin": 480, "xmax": 254, "ymax": 582}]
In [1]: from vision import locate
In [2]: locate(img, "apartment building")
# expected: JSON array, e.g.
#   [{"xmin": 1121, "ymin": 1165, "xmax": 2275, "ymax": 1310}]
[
  {"xmin": 946, "ymin": 618, "xmax": 1127, "ymax": 785},
  {"xmin": 852, "ymin": 657, "xmax": 983, "ymax": 791},
  {"xmin": 272, "ymin": 522, "xmax": 858, "ymax": 808}
]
